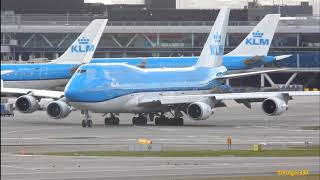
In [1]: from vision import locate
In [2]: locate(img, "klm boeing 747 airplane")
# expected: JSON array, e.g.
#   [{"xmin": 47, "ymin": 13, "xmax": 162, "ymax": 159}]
[
  {"xmin": 1, "ymin": 19, "xmax": 108, "ymax": 89},
  {"xmin": 90, "ymin": 14, "xmax": 290, "ymax": 70},
  {"xmin": 2, "ymin": 8, "xmax": 319, "ymax": 128}
]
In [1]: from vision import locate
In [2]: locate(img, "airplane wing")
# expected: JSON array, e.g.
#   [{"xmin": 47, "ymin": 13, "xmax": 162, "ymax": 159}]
[
  {"xmin": 216, "ymin": 68, "xmax": 288, "ymax": 80},
  {"xmin": 1, "ymin": 87, "xmax": 64, "ymax": 99},
  {"xmin": 138, "ymin": 91, "xmax": 320, "ymax": 106}
]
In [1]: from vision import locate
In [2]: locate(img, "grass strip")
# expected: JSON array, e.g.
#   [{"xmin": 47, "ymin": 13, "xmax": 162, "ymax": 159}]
[
  {"xmin": 301, "ymin": 126, "xmax": 320, "ymax": 130},
  {"xmin": 42, "ymin": 146, "xmax": 320, "ymax": 157}
]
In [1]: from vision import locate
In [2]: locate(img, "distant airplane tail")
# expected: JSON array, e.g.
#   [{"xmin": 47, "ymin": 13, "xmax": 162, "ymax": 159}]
[
  {"xmin": 227, "ymin": 14, "xmax": 280, "ymax": 56},
  {"xmin": 194, "ymin": 8, "xmax": 230, "ymax": 68},
  {"xmin": 53, "ymin": 19, "xmax": 108, "ymax": 64}
]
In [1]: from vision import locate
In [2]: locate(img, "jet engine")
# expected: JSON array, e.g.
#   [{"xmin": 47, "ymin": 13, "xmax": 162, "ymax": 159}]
[
  {"xmin": 15, "ymin": 95, "xmax": 40, "ymax": 113},
  {"xmin": 262, "ymin": 98, "xmax": 288, "ymax": 116},
  {"xmin": 187, "ymin": 102, "xmax": 213, "ymax": 120},
  {"xmin": 46, "ymin": 101, "xmax": 71, "ymax": 119}
]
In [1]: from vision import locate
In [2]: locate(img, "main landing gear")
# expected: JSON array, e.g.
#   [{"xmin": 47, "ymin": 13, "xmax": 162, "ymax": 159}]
[
  {"xmin": 82, "ymin": 110, "xmax": 93, "ymax": 128},
  {"xmin": 132, "ymin": 114, "xmax": 147, "ymax": 126},
  {"xmin": 154, "ymin": 114, "xmax": 184, "ymax": 126},
  {"xmin": 104, "ymin": 113, "xmax": 120, "ymax": 126}
]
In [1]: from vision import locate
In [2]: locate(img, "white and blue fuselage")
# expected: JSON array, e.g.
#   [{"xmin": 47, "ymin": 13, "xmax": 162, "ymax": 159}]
[
  {"xmin": 1, "ymin": 63, "xmax": 79, "ymax": 89},
  {"xmin": 1, "ymin": 55, "xmax": 275, "ymax": 89},
  {"xmin": 65, "ymin": 63, "xmax": 227, "ymax": 113},
  {"xmin": 91, "ymin": 56, "xmax": 275, "ymax": 69}
]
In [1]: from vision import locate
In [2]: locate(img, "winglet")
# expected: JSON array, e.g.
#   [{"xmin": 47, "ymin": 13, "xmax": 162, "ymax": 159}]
[
  {"xmin": 227, "ymin": 14, "xmax": 280, "ymax": 56},
  {"xmin": 194, "ymin": 8, "xmax": 230, "ymax": 68},
  {"xmin": 53, "ymin": 19, "xmax": 108, "ymax": 64}
]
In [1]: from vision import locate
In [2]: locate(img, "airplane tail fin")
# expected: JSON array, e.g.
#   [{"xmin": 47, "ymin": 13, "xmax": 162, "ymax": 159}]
[
  {"xmin": 227, "ymin": 14, "xmax": 280, "ymax": 56},
  {"xmin": 53, "ymin": 19, "xmax": 108, "ymax": 64},
  {"xmin": 194, "ymin": 8, "xmax": 230, "ymax": 68}
]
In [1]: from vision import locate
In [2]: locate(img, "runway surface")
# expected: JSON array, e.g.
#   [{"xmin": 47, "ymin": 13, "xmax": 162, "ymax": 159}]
[
  {"xmin": 1, "ymin": 96, "xmax": 320, "ymax": 179},
  {"xmin": 2, "ymin": 155, "xmax": 319, "ymax": 180}
]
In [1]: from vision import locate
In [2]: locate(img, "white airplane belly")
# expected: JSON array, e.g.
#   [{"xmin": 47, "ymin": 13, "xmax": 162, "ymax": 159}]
[
  {"xmin": 3, "ymin": 79, "xmax": 69, "ymax": 89},
  {"xmin": 68, "ymin": 90, "xmax": 212, "ymax": 113}
]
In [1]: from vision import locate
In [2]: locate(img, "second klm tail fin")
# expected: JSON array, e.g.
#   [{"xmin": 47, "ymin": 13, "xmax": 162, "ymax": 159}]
[
  {"xmin": 53, "ymin": 19, "xmax": 108, "ymax": 64},
  {"xmin": 227, "ymin": 14, "xmax": 280, "ymax": 56},
  {"xmin": 194, "ymin": 8, "xmax": 230, "ymax": 68}
]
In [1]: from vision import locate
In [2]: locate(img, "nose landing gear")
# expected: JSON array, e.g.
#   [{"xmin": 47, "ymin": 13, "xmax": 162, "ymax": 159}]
[{"xmin": 81, "ymin": 110, "xmax": 93, "ymax": 128}]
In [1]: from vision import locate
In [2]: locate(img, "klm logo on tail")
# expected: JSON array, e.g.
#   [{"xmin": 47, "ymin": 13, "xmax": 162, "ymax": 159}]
[
  {"xmin": 210, "ymin": 33, "xmax": 224, "ymax": 55},
  {"xmin": 245, "ymin": 31, "xmax": 270, "ymax": 46},
  {"xmin": 71, "ymin": 37, "xmax": 95, "ymax": 53}
]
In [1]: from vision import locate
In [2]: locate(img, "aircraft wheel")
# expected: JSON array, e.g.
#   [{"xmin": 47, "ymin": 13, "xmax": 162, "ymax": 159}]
[
  {"xmin": 165, "ymin": 117, "xmax": 172, "ymax": 125},
  {"xmin": 87, "ymin": 119, "xmax": 93, "ymax": 127},
  {"xmin": 176, "ymin": 118, "xmax": 184, "ymax": 126},
  {"xmin": 113, "ymin": 117, "xmax": 120, "ymax": 125},
  {"xmin": 155, "ymin": 117, "xmax": 161, "ymax": 126},
  {"xmin": 132, "ymin": 117, "xmax": 137, "ymax": 125},
  {"xmin": 139, "ymin": 117, "xmax": 147, "ymax": 126},
  {"xmin": 105, "ymin": 118, "xmax": 113, "ymax": 126},
  {"xmin": 133, "ymin": 117, "xmax": 147, "ymax": 126},
  {"xmin": 104, "ymin": 118, "xmax": 109, "ymax": 125},
  {"xmin": 82, "ymin": 120, "xmax": 87, "ymax": 128}
]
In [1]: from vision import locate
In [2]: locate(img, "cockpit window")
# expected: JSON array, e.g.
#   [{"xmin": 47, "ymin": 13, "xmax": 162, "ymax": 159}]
[
  {"xmin": 77, "ymin": 69, "xmax": 87, "ymax": 74},
  {"xmin": 77, "ymin": 69, "xmax": 96, "ymax": 74}
]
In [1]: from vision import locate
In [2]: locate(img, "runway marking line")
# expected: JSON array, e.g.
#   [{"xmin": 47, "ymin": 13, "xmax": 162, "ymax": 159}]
[
  {"xmin": 1, "ymin": 137, "xmax": 44, "ymax": 140},
  {"xmin": 133, "ymin": 125, "xmax": 177, "ymax": 131},
  {"xmin": 1, "ymin": 164, "xmax": 46, "ymax": 171},
  {"xmin": 3, "ymin": 127, "xmax": 71, "ymax": 134}
]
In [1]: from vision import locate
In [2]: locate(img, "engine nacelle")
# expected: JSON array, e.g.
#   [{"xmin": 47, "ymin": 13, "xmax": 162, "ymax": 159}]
[
  {"xmin": 46, "ymin": 101, "xmax": 71, "ymax": 119},
  {"xmin": 187, "ymin": 102, "xmax": 213, "ymax": 120},
  {"xmin": 15, "ymin": 95, "xmax": 39, "ymax": 113},
  {"xmin": 262, "ymin": 98, "xmax": 288, "ymax": 116}
]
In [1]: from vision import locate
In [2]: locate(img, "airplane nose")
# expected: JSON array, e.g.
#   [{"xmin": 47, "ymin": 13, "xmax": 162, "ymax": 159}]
[{"xmin": 65, "ymin": 85, "xmax": 82, "ymax": 102}]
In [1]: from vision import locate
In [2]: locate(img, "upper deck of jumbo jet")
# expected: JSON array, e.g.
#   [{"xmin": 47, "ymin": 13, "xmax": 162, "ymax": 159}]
[{"xmin": 77, "ymin": 62, "xmax": 226, "ymax": 75}]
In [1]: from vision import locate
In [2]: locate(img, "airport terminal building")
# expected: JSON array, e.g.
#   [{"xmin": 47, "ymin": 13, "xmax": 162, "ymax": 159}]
[{"xmin": 1, "ymin": 0, "xmax": 319, "ymax": 88}]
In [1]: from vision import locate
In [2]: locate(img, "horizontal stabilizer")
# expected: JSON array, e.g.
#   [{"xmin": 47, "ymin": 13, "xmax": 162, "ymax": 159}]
[{"xmin": 275, "ymin": 54, "xmax": 292, "ymax": 61}]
